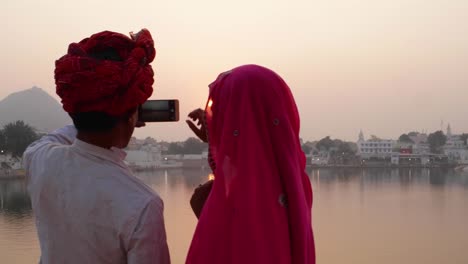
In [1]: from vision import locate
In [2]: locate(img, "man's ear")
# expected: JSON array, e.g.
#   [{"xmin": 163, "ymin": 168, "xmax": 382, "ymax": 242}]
[
  {"xmin": 128, "ymin": 114, "xmax": 136, "ymax": 124},
  {"xmin": 126, "ymin": 107, "xmax": 139, "ymax": 124}
]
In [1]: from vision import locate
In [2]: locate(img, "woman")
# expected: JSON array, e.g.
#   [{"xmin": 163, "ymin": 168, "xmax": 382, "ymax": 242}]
[{"xmin": 186, "ymin": 65, "xmax": 315, "ymax": 264}]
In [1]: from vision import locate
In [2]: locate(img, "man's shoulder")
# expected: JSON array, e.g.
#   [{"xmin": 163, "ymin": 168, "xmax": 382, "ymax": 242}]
[
  {"xmin": 104, "ymin": 168, "xmax": 162, "ymax": 210},
  {"xmin": 23, "ymin": 142, "xmax": 73, "ymax": 178}
]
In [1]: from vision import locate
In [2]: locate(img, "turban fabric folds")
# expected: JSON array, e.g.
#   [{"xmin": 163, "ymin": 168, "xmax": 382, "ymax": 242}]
[{"xmin": 55, "ymin": 29, "xmax": 155, "ymax": 116}]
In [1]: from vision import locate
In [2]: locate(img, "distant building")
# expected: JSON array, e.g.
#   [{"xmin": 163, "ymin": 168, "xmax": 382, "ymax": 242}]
[
  {"xmin": 357, "ymin": 130, "xmax": 396, "ymax": 159},
  {"xmin": 408, "ymin": 133, "xmax": 428, "ymax": 145},
  {"xmin": 413, "ymin": 142, "xmax": 431, "ymax": 155},
  {"xmin": 394, "ymin": 132, "xmax": 430, "ymax": 155},
  {"xmin": 125, "ymin": 144, "xmax": 163, "ymax": 169},
  {"xmin": 127, "ymin": 137, "xmax": 146, "ymax": 150},
  {"xmin": 354, "ymin": 129, "xmax": 463, "ymax": 166},
  {"xmin": 0, "ymin": 152, "xmax": 22, "ymax": 177},
  {"xmin": 443, "ymin": 124, "xmax": 468, "ymax": 163},
  {"xmin": 310, "ymin": 150, "xmax": 329, "ymax": 165}
]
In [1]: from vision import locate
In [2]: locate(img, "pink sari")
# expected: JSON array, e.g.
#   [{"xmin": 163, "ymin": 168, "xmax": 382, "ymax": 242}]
[{"xmin": 186, "ymin": 65, "xmax": 315, "ymax": 264}]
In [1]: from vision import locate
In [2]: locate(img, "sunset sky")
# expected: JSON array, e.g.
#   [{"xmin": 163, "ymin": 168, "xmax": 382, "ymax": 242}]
[{"xmin": 2, "ymin": 0, "xmax": 467, "ymax": 141}]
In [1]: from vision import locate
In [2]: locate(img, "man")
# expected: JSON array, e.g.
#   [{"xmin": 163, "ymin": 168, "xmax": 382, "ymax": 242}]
[{"xmin": 23, "ymin": 29, "xmax": 170, "ymax": 264}]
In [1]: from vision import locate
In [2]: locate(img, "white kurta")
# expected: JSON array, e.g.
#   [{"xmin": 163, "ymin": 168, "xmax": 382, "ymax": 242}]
[{"xmin": 23, "ymin": 125, "xmax": 170, "ymax": 264}]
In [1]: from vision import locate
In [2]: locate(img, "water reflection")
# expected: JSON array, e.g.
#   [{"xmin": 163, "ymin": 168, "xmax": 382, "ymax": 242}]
[
  {"xmin": 136, "ymin": 168, "xmax": 210, "ymax": 189},
  {"xmin": 2, "ymin": 168, "xmax": 467, "ymax": 216},
  {"xmin": 307, "ymin": 168, "xmax": 468, "ymax": 189},
  {"xmin": 0, "ymin": 169, "xmax": 210, "ymax": 219},
  {"xmin": 1, "ymin": 168, "xmax": 468, "ymax": 264},
  {"xmin": 0, "ymin": 179, "xmax": 31, "ymax": 217}
]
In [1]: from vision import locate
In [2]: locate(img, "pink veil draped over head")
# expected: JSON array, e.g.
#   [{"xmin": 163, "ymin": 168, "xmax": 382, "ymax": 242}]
[{"xmin": 186, "ymin": 65, "xmax": 315, "ymax": 264}]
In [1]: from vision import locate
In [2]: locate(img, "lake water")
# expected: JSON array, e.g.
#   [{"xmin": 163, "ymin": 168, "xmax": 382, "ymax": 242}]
[{"xmin": 1, "ymin": 168, "xmax": 468, "ymax": 264}]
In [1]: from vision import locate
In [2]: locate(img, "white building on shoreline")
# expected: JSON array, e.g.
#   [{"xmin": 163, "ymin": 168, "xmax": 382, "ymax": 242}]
[
  {"xmin": 357, "ymin": 131, "xmax": 396, "ymax": 159},
  {"xmin": 124, "ymin": 137, "xmax": 208, "ymax": 170},
  {"xmin": 310, "ymin": 151, "xmax": 329, "ymax": 165},
  {"xmin": 0, "ymin": 152, "xmax": 22, "ymax": 177},
  {"xmin": 125, "ymin": 144, "xmax": 164, "ymax": 169},
  {"xmin": 444, "ymin": 124, "xmax": 468, "ymax": 163}
]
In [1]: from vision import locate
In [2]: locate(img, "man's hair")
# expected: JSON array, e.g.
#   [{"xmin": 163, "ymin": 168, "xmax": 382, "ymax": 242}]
[
  {"xmin": 70, "ymin": 112, "xmax": 121, "ymax": 132},
  {"xmin": 70, "ymin": 107, "xmax": 138, "ymax": 133},
  {"xmin": 69, "ymin": 48, "xmax": 136, "ymax": 133}
]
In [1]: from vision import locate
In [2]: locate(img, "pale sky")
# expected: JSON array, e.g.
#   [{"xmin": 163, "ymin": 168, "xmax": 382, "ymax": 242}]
[{"xmin": 2, "ymin": 0, "xmax": 467, "ymax": 142}]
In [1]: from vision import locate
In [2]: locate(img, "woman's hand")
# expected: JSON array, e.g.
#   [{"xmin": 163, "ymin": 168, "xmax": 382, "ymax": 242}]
[
  {"xmin": 186, "ymin": 108, "xmax": 208, "ymax": 143},
  {"xmin": 190, "ymin": 180, "xmax": 214, "ymax": 219}
]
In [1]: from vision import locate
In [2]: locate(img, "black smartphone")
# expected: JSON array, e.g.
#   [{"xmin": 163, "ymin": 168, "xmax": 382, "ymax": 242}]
[{"xmin": 138, "ymin": 100, "xmax": 179, "ymax": 122}]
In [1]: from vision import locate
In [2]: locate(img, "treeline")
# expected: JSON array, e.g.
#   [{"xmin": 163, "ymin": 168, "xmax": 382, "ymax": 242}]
[
  {"xmin": 2, "ymin": 120, "xmax": 467, "ymax": 158},
  {"xmin": 0, "ymin": 121, "xmax": 39, "ymax": 157},
  {"xmin": 301, "ymin": 136, "xmax": 356, "ymax": 155},
  {"xmin": 303, "ymin": 130, "xmax": 468, "ymax": 157},
  {"xmin": 163, "ymin": 137, "xmax": 208, "ymax": 155},
  {"xmin": 399, "ymin": 131, "xmax": 468, "ymax": 154}
]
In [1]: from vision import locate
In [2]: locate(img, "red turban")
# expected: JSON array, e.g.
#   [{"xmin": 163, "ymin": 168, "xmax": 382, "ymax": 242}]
[{"xmin": 55, "ymin": 29, "xmax": 155, "ymax": 116}]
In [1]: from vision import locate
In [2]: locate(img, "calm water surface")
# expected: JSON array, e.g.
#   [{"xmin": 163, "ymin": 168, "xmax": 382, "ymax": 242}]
[{"xmin": 1, "ymin": 168, "xmax": 468, "ymax": 264}]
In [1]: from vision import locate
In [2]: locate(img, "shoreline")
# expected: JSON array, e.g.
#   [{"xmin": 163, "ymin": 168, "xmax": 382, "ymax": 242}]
[
  {"xmin": 0, "ymin": 169, "xmax": 26, "ymax": 180},
  {"xmin": 130, "ymin": 164, "xmax": 459, "ymax": 172},
  {"xmin": 2, "ymin": 164, "xmax": 462, "ymax": 179},
  {"xmin": 306, "ymin": 164, "xmax": 457, "ymax": 169},
  {"xmin": 0, "ymin": 174, "xmax": 26, "ymax": 180}
]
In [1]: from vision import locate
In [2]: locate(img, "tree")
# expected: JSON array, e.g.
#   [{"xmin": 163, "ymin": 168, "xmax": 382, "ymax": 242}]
[
  {"xmin": 427, "ymin": 131, "xmax": 447, "ymax": 154},
  {"xmin": 337, "ymin": 142, "xmax": 354, "ymax": 155},
  {"xmin": 166, "ymin": 142, "xmax": 184, "ymax": 154},
  {"xmin": 0, "ymin": 130, "xmax": 5, "ymax": 152},
  {"xmin": 460, "ymin": 133, "xmax": 468, "ymax": 146},
  {"xmin": 398, "ymin": 134, "xmax": 414, "ymax": 143},
  {"xmin": 144, "ymin": 137, "xmax": 157, "ymax": 145},
  {"xmin": 183, "ymin": 137, "xmax": 207, "ymax": 154},
  {"xmin": 1, "ymin": 121, "xmax": 39, "ymax": 157},
  {"xmin": 164, "ymin": 138, "xmax": 208, "ymax": 154},
  {"xmin": 301, "ymin": 144, "xmax": 312, "ymax": 154},
  {"xmin": 316, "ymin": 136, "xmax": 334, "ymax": 151}
]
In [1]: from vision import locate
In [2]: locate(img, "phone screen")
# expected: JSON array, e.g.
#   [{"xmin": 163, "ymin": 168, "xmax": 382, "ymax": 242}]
[{"xmin": 139, "ymin": 100, "xmax": 179, "ymax": 122}]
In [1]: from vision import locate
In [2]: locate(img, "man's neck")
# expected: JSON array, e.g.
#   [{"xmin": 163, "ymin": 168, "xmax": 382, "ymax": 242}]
[{"xmin": 77, "ymin": 132, "xmax": 115, "ymax": 149}]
